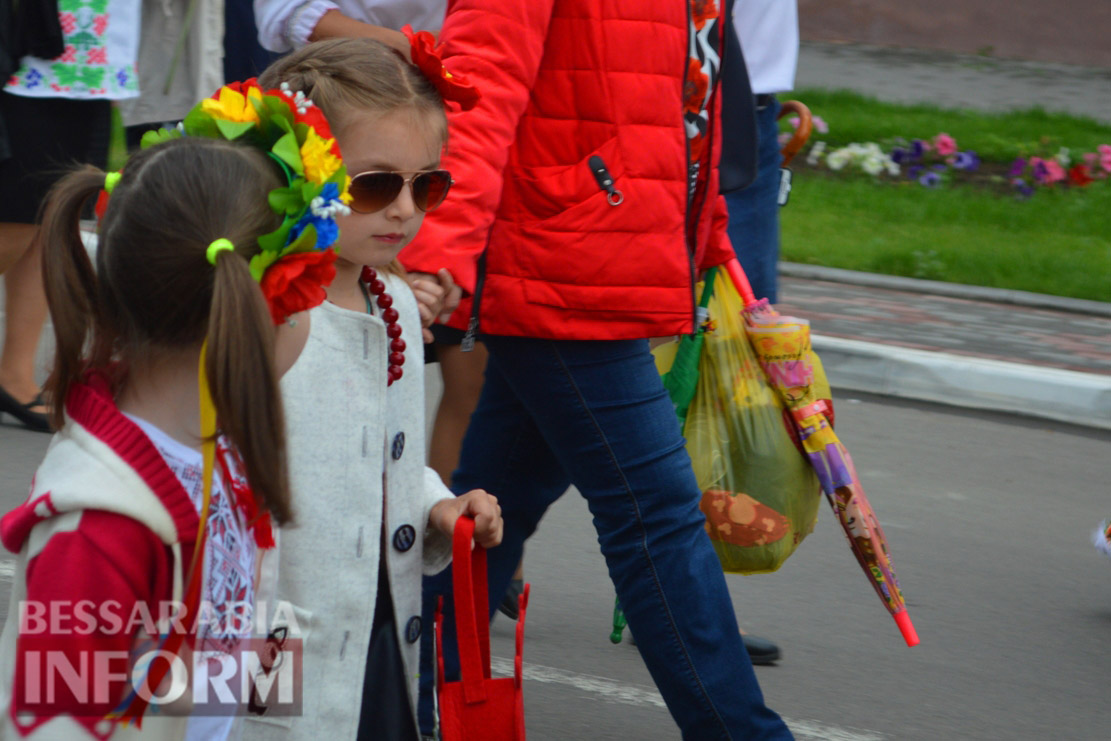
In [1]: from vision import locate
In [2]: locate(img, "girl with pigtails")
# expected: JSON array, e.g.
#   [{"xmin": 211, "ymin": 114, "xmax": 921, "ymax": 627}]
[{"xmin": 0, "ymin": 88, "xmax": 342, "ymax": 737}]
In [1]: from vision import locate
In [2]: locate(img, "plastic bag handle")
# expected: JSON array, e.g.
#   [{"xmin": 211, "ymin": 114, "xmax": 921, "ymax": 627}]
[{"xmin": 451, "ymin": 516, "xmax": 491, "ymax": 704}]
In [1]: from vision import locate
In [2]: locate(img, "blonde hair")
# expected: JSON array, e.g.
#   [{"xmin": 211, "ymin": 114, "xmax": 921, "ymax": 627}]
[{"xmin": 258, "ymin": 37, "xmax": 448, "ymax": 144}]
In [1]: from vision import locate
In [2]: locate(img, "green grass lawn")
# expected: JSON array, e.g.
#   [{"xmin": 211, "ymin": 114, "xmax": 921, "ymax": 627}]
[{"xmin": 778, "ymin": 89, "xmax": 1111, "ymax": 302}]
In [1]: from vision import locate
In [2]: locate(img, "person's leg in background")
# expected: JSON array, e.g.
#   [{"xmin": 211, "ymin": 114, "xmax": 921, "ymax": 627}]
[
  {"xmin": 428, "ymin": 336, "xmax": 791, "ymax": 740},
  {"xmin": 0, "ymin": 93, "xmax": 109, "ymax": 432},
  {"xmin": 725, "ymin": 95, "xmax": 782, "ymax": 304},
  {"xmin": 0, "ymin": 224, "xmax": 48, "ymax": 430}
]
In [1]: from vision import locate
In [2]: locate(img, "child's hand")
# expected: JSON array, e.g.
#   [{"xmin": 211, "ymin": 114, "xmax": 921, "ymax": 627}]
[
  {"xmin": 410, "ymin": 270, "xmax": 463, "ymax": 343},
  {"xmin": 429, "ymin": 489, "xmax": 504, "ymax": 549}
]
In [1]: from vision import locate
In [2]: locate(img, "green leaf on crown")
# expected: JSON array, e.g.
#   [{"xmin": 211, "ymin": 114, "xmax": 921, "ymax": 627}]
[
  {"xmin": 281, "ymin": 223, "xmax": 318, "ymax": 256},
  {"xmin": 214, "ymin": 119, "xmax": 258, "ymax": 140},
  {"xmin": 269, "ymin": 185, "xmax": 307, "ymax": 216},
  {"xmin": 183, "ymin": 106, "xmax": 219, "ymax": 140},
  {"xmin": 140, "ymin": 127, "xmax": 182, "ymax": 150},
  {"xmin": 248, "ymin": 250, "xmax": 281, "ymax": 283},
  {"xmin": 271, "ymin": 132, "xmax": 305, "ymax": 176},
  {"xmin": 256, "ymin": 217, "xmax": 296, "ymax": 255}
]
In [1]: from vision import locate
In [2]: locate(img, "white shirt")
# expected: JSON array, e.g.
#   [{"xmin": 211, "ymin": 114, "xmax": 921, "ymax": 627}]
[
  {"xmin": 254, "ymin": 0, "xmax": 446, "ymax": 52},
  {"xmin": 128, "ymin": 416, "xmax": 257, "ymax": 741},
  {"xmin": 732, "ymin": 0, "xmax": 799, "ymax": 95}
]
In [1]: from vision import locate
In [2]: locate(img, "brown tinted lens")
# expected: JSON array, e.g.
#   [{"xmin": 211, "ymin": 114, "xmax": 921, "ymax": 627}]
[
  {"xmin": 348, "ymin": 172, "xmax": 405, "ymax": 213},
  {"xmin": 412, "ymin": 170, "xmax": 452, "ymax": 212}
]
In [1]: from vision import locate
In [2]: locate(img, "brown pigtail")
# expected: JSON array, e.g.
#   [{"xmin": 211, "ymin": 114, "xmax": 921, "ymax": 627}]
[
  {"xmin": 206, "ymin": 249, "xmax": 293, "ymax": 525},
  {"xmin": 38, "ymin": 167, "xmax": 114, "ymax": 430}
]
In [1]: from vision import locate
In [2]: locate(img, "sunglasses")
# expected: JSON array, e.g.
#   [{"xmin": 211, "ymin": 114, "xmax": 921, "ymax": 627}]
[{"xmin": 347, "ymin": 169, "xmax": 453, "ymax": 214}]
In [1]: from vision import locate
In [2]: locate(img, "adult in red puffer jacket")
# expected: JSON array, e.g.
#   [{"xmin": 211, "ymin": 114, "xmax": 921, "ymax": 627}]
[{"xmin": 409, "ymin": 2, "xmax": 794, "ymax": 739}]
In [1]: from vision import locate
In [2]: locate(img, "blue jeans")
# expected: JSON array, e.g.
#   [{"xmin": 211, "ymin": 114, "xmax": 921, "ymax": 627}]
[
  {"xmin": 420, "ymin": 336, "xmax": 791, "ymax": 740},
  {"xmin": 726, "ymin": 96, "xmax": 782, "ymax": 304}
]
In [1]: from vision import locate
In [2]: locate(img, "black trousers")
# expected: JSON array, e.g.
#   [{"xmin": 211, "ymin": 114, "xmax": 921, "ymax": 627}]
[{"xmin": 357, "ymin": 559, "xmax": 419, "ymax": 741}]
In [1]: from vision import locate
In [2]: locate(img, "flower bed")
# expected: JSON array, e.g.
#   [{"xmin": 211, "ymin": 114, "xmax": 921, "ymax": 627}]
[{"xmin": 787, "ymin": 117, "xmax": 1111, "ymax": 199}]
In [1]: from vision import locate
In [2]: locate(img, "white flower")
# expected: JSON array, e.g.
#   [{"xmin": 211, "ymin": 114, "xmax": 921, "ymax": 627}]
[
  {"xmin": 1055, "ymin": 146, "xmax": 1071, "ymax": 166},
  {"xmin": 806, "ymin": 141, "xmax": 827, "ymax": 166},
  {"xmin": 826, "ymin": 148, "xmax": 849, "ymax": 171}
]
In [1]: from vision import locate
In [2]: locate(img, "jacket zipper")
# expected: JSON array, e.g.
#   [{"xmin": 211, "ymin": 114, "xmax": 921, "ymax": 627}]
[
  {"xmin": 682, "ymin": 0, "xmax": 698, "ymax": 332},
  {"xmin": 461, "ymin": 250, "xmax": 486, "ymax": 351}
]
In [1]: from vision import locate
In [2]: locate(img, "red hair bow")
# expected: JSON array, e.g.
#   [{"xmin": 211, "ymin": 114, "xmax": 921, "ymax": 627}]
[{"xmin": 402, "ymin": 25, "xmax": 481, "ymax": 111}]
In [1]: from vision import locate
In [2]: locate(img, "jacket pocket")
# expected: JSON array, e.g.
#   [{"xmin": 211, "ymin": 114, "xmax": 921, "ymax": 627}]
[{"xmin": 504, "ymin": 138, "xmax": 625, "ymax": 223}]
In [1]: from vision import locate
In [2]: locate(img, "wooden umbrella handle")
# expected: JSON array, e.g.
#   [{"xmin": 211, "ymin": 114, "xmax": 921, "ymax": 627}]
[{"xmin": 776, "ymin": 100, "xmax": 813, "ymax": 167}]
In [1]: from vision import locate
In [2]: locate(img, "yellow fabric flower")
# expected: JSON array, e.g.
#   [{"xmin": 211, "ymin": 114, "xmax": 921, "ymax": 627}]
[
  {"xmin": 300, "ymin": 128, "xmax": 343, "ymax": 184},
  {"xmin": 200, "ymin": 85, "xmax": 262, "ymax": 124}
]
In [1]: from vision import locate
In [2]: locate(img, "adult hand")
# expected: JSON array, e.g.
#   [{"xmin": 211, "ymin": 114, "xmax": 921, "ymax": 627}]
[
  {"xmin": 429, "ymin": 489, "xmax": 503, "ymax": 549},
  {"xmin": 410, "ymin": 269, "xmax": 463, "ymax": 342}
]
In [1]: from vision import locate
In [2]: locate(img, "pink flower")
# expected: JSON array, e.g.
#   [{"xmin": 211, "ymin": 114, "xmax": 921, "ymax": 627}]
[
  {"xmin": 1099, "ymin": 145, "xmax": 1111, "ymax": 173},
  {"xmin": 788, "ymin": 116, "xmax": 800, "ymax": 129},
  {"xmin": 813, "ymin": 115, "xmax": 829, "ymax": 134},
  {"xmin": 933, "ymin": 133, "xmax": 957, "ymax": 156},
  {"xmin": 1041, "ymin": 158, "xmax": 1066, "ymax": 183},
  {"xmin": 777, "ymin": 132, "xmax": 791, "ymax": 148}
]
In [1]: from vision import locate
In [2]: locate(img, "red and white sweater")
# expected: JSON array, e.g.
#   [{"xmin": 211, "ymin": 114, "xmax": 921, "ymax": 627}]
[{"xmin": 0, "ymin": 374, "xmax": 201, "ymax": 739}]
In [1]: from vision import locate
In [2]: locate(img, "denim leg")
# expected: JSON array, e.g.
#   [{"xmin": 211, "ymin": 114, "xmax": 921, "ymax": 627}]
[
  {"xmin": 425, "ymin": 336, "xmax": 791, "ymax": 740},
  {"xmin": 417, "ymin": 347, "xmax": 570, "ymax": 734},
  {"xmin": 726, "ymin": 97, "xmax": 783, "ymax": 304}
]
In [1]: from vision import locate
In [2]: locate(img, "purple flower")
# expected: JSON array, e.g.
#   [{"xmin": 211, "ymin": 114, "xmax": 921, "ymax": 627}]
[
  {"xmin": 1008, "ymin": 157, "xmax": 1027, "ymax": 177},
  {"xmin": 952, "ymin": 151, "xmax": 980, "ymax": 171},
  {"xmin": 910, "ymin": 139, "xmax": 928, "ymax": 160},
  {"xmin": 908, "ymin": 165, "xmax": 923, "ymax": 180},
  {"xmin": 1032, "ymin": 160, "xmax": 1049, "ymax": 184},
  {"xmin": 1011, "ymin": 178, "xmax": 1034, "ymax": 198},
  {"xmin": 891, "ymin": 147, "xmax": 908, "ymax": 164},
  {"xmin": 918, "ymin": 172, "xmax": 942, "ymax": 188},
  {"xmin": 932, "ymin": 164, "xmax": 947, "ymax": 171}
]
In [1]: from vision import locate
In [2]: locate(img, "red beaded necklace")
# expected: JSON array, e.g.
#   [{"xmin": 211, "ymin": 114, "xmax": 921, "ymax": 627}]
[{"xmin": 360, "ymin": 266, "xmax": 406, "ymax": 385}]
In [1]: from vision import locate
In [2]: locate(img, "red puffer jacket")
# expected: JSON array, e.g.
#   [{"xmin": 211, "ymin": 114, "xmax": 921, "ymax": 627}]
[{"xmin": 400, "ymin": 0, "xmax": 735, "ymax": 340}]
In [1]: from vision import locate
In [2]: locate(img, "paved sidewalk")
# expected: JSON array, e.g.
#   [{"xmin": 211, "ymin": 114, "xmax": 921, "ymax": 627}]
[{"xmin": 775, "ymin": 264, "xmax": 1111, "ymax": 429}]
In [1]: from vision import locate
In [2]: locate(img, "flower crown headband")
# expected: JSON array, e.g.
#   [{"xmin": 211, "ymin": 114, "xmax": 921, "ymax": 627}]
[{"xmin": 96, "ymin": 78, "xmax": 351, "ymax": 325}]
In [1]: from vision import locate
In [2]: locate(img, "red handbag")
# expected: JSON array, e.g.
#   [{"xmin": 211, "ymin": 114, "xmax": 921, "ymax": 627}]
[{"xmin": 436, "ymin": 516, "xmax": 529, "ymax": 741}]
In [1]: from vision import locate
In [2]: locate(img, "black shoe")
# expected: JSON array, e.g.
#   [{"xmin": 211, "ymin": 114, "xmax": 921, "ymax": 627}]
[
  {"xmin": 0, "ymin": 385, "xmax": 51, "ymax": 433},
  {"xmin": 497, "ymin": 579, "xmax": 524, "ymax": 621},
  {"xmin": 742, "ymin": 634, "xmax": 781, "ymax": 665}
]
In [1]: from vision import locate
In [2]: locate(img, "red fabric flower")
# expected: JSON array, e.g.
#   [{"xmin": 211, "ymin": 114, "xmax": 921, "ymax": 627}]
[
  {"xmin": 218, "ymin": 77, "xmax": 260, "ymax": 99},
  {"xmin": 260, "ymin": 249, "xmax": 338, "ymax": 325},
  {"xmin": 402, "ymin": 25, "xmax": 481, "ymax": 111},
  {"xmin": 684, "ymin": 58, "xmax": 709, "ymax": 115},
  {"xmin": 1068, "ymin": 164, "xmax": 1094, "ymax": 187},
  {"xmin": 691, "ymin": 0, "xmax": 718, "ymax": 29}
]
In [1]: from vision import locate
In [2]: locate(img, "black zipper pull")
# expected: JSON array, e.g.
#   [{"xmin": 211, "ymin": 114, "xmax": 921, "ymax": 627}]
[{"xmin": 588, "ymin": 155, "xmax": 624, "ymax": 206}]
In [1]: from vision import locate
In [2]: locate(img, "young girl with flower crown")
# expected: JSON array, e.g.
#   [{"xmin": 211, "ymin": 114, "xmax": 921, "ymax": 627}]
[
  {"xmin": 237, "ymin": 37, "xmax": 500, "ymax": 740},
  {"xmin": 0, "ymin": 85, "xmax": 345, "ymax": 737}
]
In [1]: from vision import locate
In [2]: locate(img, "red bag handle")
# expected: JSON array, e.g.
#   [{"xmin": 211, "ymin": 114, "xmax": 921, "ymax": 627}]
[{"xmin": 452, "ymin": 516, "xmax": 491, "ymax": 704}]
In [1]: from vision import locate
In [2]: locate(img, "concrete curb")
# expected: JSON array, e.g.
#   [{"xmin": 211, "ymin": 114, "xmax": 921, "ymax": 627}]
[
  {"xmin": 780, "ymin": 262, "xmax": 1111, "ymax": 318},
  {"xmin": 813, "ymin": 335, "xmax": 1111, "ymax": 430}
]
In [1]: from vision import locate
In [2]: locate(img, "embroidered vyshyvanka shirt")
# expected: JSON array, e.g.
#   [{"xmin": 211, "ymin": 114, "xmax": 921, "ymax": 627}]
[{"xmin": 4, "ymin": 0, "xmax": 140, "ymax": 100}]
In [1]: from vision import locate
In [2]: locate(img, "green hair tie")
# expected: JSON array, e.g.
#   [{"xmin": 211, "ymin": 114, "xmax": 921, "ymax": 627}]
[
  {"xmin": 104, "ymin": 171, "xmax": 122, "ymax": 194},
  {"xmin": 206, "ymin": 238, "xmax": 235, "ymax": 265}
]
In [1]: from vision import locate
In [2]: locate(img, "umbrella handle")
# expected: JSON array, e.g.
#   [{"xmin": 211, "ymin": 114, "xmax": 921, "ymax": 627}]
[
  {"xmin": 777, "ymin": 100, "xmax": 813, "ymax": 168},
  {"xmin": 723, "ymin": 258, "xmax": 759, "ymax": 308},
  {"xmin": 894, "ymin": 611, "xmax": 920, "ymax": 647}
]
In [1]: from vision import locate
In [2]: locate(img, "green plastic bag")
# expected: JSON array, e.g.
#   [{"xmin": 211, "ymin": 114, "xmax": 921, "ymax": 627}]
[{"xmin": 654, "ymin": 272, "xmax": 821, "ymax": 574}]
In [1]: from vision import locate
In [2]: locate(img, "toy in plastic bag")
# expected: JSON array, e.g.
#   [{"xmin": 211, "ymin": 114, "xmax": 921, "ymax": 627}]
[{"xmin": 654, "ymin": 271, "xmax": 822, "ymax": 574}]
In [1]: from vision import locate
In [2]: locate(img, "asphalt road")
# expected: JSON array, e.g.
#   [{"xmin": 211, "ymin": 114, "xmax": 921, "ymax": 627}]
[{"xmin": 1, "ymin": 392, "xmax": 1109, "ymax": 739}]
